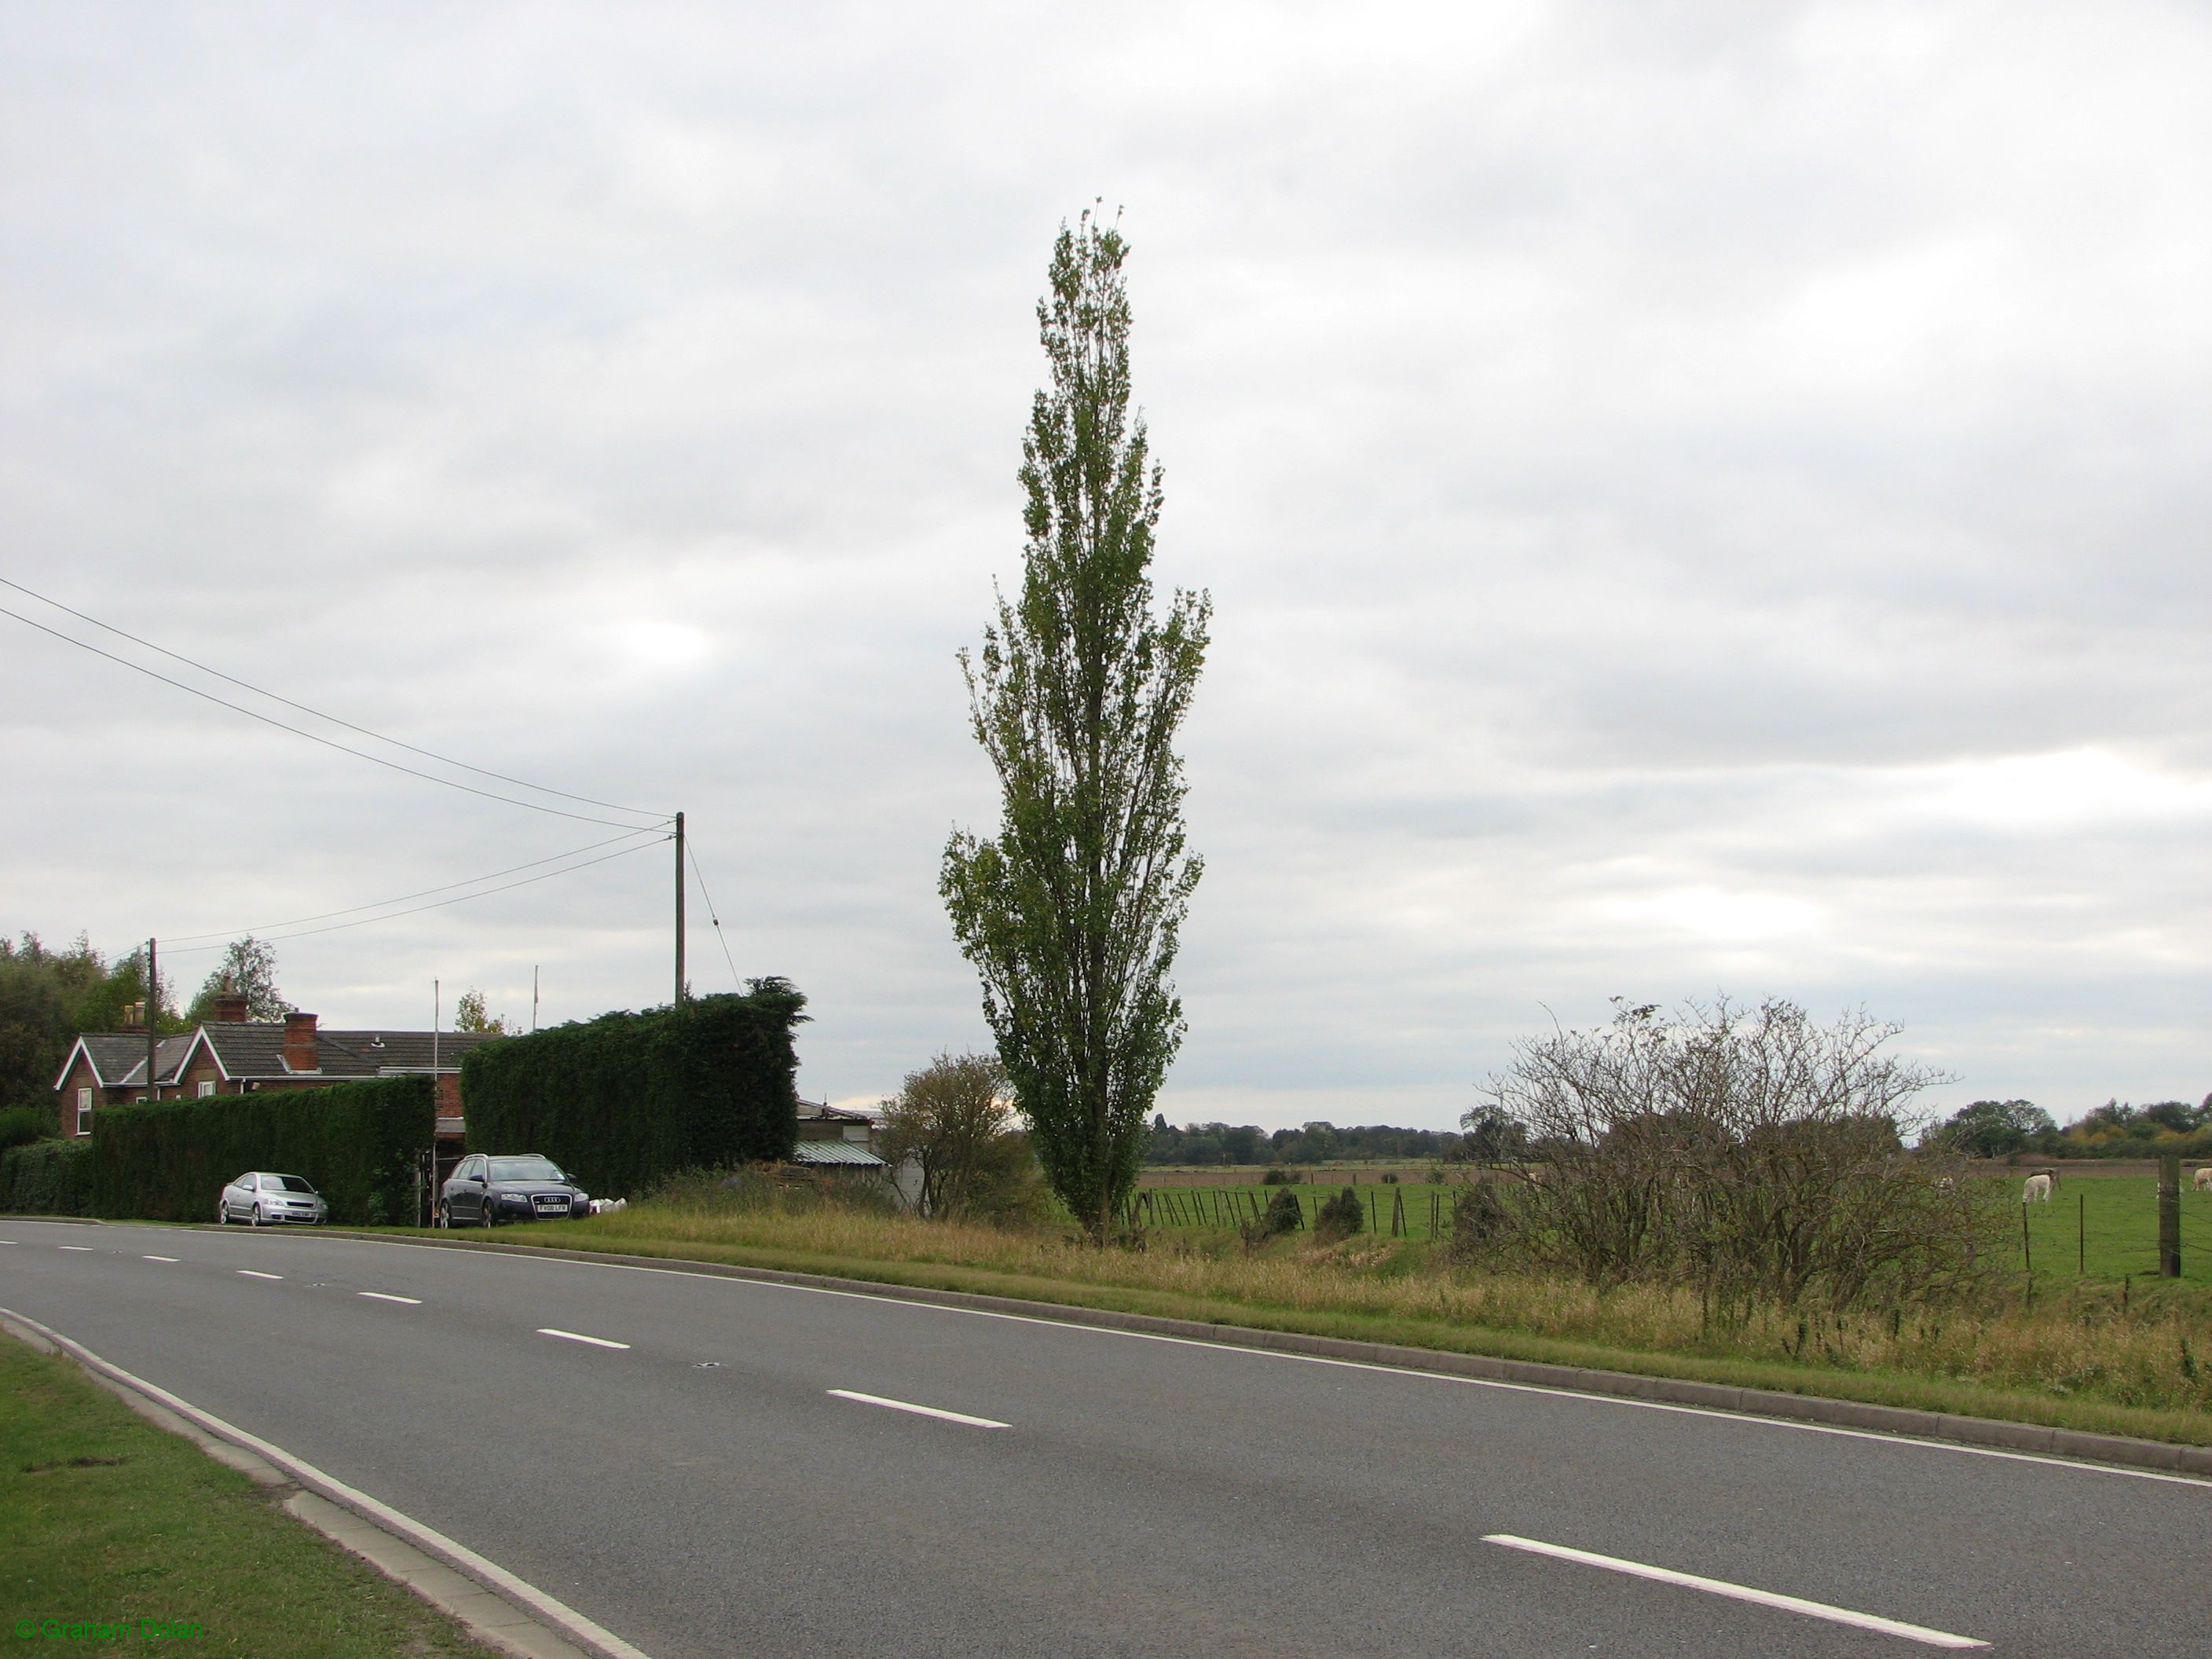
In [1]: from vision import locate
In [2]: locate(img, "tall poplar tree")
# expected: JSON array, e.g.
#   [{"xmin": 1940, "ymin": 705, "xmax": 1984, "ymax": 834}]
[{"xmin": 942, "ymin": 212, "xmax": 1210, "ymax": 1241}]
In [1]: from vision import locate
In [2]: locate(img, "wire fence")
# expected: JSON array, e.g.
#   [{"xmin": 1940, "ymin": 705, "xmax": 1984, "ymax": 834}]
[{"xmin": 1125, "ymin": 1170, "xmax": 2212, "ymax": 1280}]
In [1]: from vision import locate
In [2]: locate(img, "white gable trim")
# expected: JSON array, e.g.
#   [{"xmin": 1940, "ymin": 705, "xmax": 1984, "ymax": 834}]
[
  {"xmin": 51, "ymin": 1035, "xmax": 98, "ymax": 1093},
  {"xmin": 173, "ymin": 1027, "xmax": 232, "ymax": 1084}
]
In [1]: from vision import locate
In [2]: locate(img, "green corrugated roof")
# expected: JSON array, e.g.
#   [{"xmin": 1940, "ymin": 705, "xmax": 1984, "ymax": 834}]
[{"xmin": 791, "ymin": 1140, "xmax": 888, "ymax": 1167}]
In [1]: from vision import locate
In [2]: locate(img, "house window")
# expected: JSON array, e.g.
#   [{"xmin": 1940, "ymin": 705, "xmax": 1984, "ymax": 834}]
[
  {"xmin": 197, "ymin": 1081, "xmax": 217, "ymax": 1098},
  {"xmin": 75, "ymin": 1087, "xmax": 93, "ymax": 1136}
]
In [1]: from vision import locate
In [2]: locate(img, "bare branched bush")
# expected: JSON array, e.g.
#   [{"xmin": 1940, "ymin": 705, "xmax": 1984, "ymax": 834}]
[{"xmin": 1458, "ymin": 997, "xmax": 1999, "ymax": 1315}]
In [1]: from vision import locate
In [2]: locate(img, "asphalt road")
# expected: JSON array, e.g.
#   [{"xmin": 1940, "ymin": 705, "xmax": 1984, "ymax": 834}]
[{"xmin": 5, "ymin": 1218, "xmax": 2208, "ymax": 1658}]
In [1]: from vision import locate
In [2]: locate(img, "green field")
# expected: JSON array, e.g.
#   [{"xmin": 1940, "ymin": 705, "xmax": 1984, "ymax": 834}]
[
  {"xmin": 1132, "ymin": 1177, "xmax": 1462, "ymax": 1241},
  {"xmin": 2013, "ymin": 1175, "xmax": 2212, "ymax": 1286},
  {"xmin": 1133, "ymin": 1173, "xmax": 2212, "ymax": 1283}
]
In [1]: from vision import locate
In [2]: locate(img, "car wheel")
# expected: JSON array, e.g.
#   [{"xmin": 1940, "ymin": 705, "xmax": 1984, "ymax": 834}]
[
  {"xmin": 218, "ymin": 1202, "xmax": 229, "ymax": 1225},
  {"xmin": 482, "ymin": 1203, "xmax": 500, "ymax": 1229},
  {"xmin": 435, "ymin": 1201, "xmax": 449, "ymax": 1230},
  {"xmin": 251, "ymin": 1204, "xmax": 265, "ymax": 1227}
]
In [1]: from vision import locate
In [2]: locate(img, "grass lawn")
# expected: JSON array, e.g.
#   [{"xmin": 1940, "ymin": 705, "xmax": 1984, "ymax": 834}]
[{"xmin": 0, "ymin": 1336, "xmax": 489, "ymax": 1657}]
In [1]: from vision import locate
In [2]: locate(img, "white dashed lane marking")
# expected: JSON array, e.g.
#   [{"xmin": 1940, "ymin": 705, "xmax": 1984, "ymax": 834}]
[
  {"xmin": 537, "ymin": 1328, "xmax": 628, "ymax": 1350},
  {"xmin": 358, "ymin": 1292, "xmax": 422, "ymax": 1305},
  {"xmin": 827, "ymin": 1390, "xmax": 1011, "ymax": 1430},
  {"xmin": 143, "ymin": 1255, "xmax": 179, "ymax": 1262},
  {"xmin": 58, "ymin": 1245, "xmax": 93, "ymax": 1252},
  {"xmin": 237, "ymin": 1269, "xmax": 283, "ymax": 1281},
  {"xmin": 1481, "ymin": 1536, "xmax": 1987, "ymax": 1650}
]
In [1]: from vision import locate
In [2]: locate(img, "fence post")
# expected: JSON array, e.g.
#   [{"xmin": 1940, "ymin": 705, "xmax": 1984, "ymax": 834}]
[
  {"xmin": 2159, "ymin": 1155, "xmax": 2181, "ymax": 1278},
  {"xmin": 2020, "ymin": 1201, "xmax": 2031, "ymax": 1277},
  {"xmin": 2077, "ymin": 1191, "xmax": 2085, "ymax": 1276}
]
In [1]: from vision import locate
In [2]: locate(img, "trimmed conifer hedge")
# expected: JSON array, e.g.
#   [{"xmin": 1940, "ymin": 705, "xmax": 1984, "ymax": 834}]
[
  {"xmin": 460, "ymin": 982, "xmax": 805, "ymax": 1197},
  {"xmin": 1, "ymin": 1137, "xmax": 94, "ymax": 1216},
  {"xmin": 92, "ymin": 1075, "xmax": 434, "ymax": 1225}
]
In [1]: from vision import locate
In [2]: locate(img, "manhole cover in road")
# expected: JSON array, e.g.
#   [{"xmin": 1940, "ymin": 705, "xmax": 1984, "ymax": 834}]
[{"xmin": 694, "ymin": 1361, "xmax": 723, "ymax": 1368}]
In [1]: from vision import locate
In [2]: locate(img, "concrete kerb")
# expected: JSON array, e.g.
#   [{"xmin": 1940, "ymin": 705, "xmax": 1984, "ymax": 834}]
[
  {"xmin": 0, "ymin": 1307, "xmax": 631, "ymax": 1659},
  {"xmin": 293, "ymin": 1225, "xmax": 2212, "ymax": 1480}
]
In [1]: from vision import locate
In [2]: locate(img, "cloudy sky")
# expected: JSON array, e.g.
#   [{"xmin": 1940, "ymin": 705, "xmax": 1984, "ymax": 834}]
[{"xmin": 4, "ymin": 2, "xmax": 2208, "ymax": 1131}]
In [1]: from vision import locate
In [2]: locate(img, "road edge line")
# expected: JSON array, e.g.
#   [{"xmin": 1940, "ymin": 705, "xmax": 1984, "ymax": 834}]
[
  {"xmin": 289, "ymin": 1225, "xmax": 2212, "ymax": 1482},
  {"xmin": 0, "ymin": 1306, "xmax": 654, "ymax": 1659}
]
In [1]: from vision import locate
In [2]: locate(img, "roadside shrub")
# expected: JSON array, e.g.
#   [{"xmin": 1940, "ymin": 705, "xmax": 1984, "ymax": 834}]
[
  {"xmin": 1448, "ymin": 1181, "xmax": 1511, "ymax": 1259},
  {"xmin": 1, "ymin": 1137, "xmax": 93, "ymax": 1215},
  {"xmin": 461, "ymin": 981, "xmax": 805, "ymax": 1198},
  {"xmin": 0, "ymin": 1106, "xmax": 42, "ymax": 1152},
  {"xmin": 1237, "ymin": 1184, "xmax": 1305, "ymax": 1250},
  {"xmin": 1261, "ymin": 1167, "xmax": 1298, "ymax": 1185},
  {"xmin": 1474, "ymin": 996, "xmax": 1998, "ymax": 1314},
  {"xmin": 1380, "ymin": 1171, "xmax": 1399, "ymax": 1185},
  {"xmin": 93, "ymin": 1076, "xmax": 434, "ymax": 1225},
  {"xmin": 1315, "ymin": 1185, "xmax": 1364, "ymax": 1243}
]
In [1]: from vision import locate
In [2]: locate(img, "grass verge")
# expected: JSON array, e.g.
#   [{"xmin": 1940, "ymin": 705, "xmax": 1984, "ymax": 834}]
[
  {"xmin": 0, "ymin": 1334, "xmax": 490, "ymax": 1657},
  {"xmin": 395, "ymin": 1199, "xmax": 2212, "ymax": 1450}
]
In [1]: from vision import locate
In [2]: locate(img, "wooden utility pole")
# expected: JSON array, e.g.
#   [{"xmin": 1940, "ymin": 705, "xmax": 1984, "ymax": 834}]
[
  {"xmin": 2158, "ymin": 1155, "xmax": 2181, "ymax": 1278},
  {"xmin": 673, "ymin": 811, "xmax": 687, "ymax": 1007},
  {"xmin": 144, "ymin": 937, "xmax": 158, "ymax": 1103}
]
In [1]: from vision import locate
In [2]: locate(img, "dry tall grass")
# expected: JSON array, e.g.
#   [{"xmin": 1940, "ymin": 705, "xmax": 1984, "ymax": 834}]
[{"xmin": 543, "ymin": 1180, "xmax": 2212, "ymax": 1421}]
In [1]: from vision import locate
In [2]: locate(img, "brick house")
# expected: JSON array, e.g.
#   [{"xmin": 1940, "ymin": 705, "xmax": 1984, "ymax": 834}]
[{"xmin": 53, "ymin": 991, "xmax": 496, "ymax": 1141}]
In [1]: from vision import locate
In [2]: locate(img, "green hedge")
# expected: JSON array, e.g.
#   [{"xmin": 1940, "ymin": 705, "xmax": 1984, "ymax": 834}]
[
  {"xmin": 92, "ymin": 1075, "xmax": 435, "ymax": 1225},
  {"xmin": 460, "ymin": 982, "xmax": 805, "ymax": 1197},
  {"xmin": 0, "ymin": 1137, "xmax": 94, "ymax": 1216}
]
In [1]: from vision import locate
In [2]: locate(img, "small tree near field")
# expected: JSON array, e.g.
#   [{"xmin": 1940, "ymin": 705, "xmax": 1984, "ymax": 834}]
[
  {"xmin": 942, "ymin": 211, "xmax": 1210, "ymax": 1241},
  {"xmin": 879, "ymin": 1053, "xmax": 1015, "ymax": 1218}
]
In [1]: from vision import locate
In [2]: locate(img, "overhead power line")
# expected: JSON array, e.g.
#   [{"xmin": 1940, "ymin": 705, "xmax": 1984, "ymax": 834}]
[
  {"xmin": 1, "ymin": 574, "xmax": 666, "ymax": 821},
  {"xmin": 160, "ymin": 834, "xmax": 670, "ymax": 954},
  {"xmin": 0, "ymin": 599, "xmax": 663, "ymax": 831},
  {"xmin": 683, "ymin": 837, "xmax": 745, "ymax": 992},
  {"xmin": 160, "ymin": 826, "xmax": 670, "ymax": 947}
]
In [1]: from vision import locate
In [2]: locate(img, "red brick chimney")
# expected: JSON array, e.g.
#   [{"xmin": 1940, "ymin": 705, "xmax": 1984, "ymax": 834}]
[
  {"xmin": 283, "ymin": 1012, "xmax": 320, "ymax": 1072},
  {"xmin": 212, "ymin": 991, "xmax": 250, "ymax": 1024}
]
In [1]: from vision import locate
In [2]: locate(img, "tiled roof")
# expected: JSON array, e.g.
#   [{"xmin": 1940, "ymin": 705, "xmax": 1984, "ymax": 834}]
[
  {"xmin": 66, "ymin": 1022, "xmax": 504, "ymax": 1087},
  {"xmin": 322, "ymin": 1031, "xmax": 499, "ymax": 1073},
  {"xmin": 75, "ymin": 1035, "xmax": 154, "ymax": 1087},
  {"xmin": 115, "ymin": 1035, "xmax": 196, "ymax": 1089}
]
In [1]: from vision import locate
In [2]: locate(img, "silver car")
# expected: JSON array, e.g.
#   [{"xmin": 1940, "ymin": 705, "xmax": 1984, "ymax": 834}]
[{"xmin": 217, "ymin": 1171, "xmax": 329, "ymax": 1226}]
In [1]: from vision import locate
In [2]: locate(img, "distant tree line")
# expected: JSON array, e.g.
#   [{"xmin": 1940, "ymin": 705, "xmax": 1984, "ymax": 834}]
[
  {"xmin": 1926, "ymin": 1095, "xmax": 2212, "ymax": 1159},
  {"xmin": 1144, "ymin": 1116, "xmax": 1467, "ymax": 1166}
]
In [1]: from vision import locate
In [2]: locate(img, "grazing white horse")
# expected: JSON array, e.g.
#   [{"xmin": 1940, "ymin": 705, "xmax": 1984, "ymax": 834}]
[
  {"xmin": 2194, "ymin": 1166, "xmax": 2212, "ymax": 1192},
  {"xmin": 2022, "ymin": 1172, "xmax": 2053, "ymax": 1203}
]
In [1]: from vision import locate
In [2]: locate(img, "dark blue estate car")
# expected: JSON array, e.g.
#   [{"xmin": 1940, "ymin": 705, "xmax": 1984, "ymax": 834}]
[{"xmin": 438, "ymin": 1152, "xmax": 590, "ymax": 1227}]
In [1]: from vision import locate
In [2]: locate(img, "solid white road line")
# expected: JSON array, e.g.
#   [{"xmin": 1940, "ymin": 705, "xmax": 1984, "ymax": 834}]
[
  {"xmin": 828, "ymin": 1389, "xmax": 1011, "ymax": 1430},
  {"xmin": 143, "ymin": 1255, "xmax": 179, "ymax": 1263},
  {"xmin": 1482, "ymin": 1535, "xmax": 1989, "ymax": 1650},
  {"xmin": 237, "ymin": 1269, "xmax": 283, "ymax": 1280},
  {"xmin": 0, "ymin": 1306, "xmax": 654, "ymax": 1659},
  {"xmin": 58, "ymin": 1244, "xmax": 93, "ymax": 1251},
  {"xmin": 358, "ymin": 1291, "xmax": 422, "ymax": 1305},
  {"xmin": 537, "ymin": 1328, "xmax": 628, "ymax": 1350}
]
